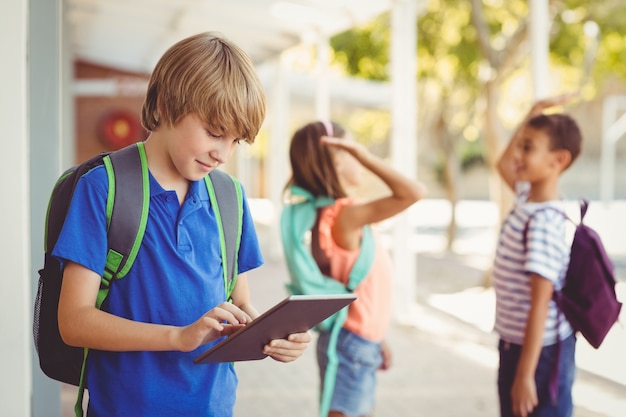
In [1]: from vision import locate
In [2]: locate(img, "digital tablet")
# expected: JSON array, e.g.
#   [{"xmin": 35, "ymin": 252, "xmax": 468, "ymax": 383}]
[{"xmin": 193, "ymin": 294, "xmax": 357, "ymax": 364}]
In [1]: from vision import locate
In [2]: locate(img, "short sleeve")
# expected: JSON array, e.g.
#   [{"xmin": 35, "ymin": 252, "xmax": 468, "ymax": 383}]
[
  {"xmin": 52, "ymin": 166, "xmax": 109, "ymax": 275},
  {"xmin": 524, "ymin": 209, "xmax": 569, "ymax": 284},
  {"xmin": 235, "ymin": 185, "xmax": 264, "ymax": 274}
]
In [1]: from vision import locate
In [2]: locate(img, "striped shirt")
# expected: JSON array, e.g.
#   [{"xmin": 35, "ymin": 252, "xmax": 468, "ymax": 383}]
[{"xmin": 493, "ymin": 185, "xmax": 573, "ymax": 345}]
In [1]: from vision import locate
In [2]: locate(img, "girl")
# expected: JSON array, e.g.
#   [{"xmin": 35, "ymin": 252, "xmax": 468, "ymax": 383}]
[{"xmin": 281, "ymin": 120, "xmax": 427, "ymax": 417}]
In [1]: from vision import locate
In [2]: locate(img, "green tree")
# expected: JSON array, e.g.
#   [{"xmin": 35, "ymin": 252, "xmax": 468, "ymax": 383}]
[
  {"xmin": 550, "ymin": 0, "xmax": 626, "ymax": 87},
  {"xmin": 329, "ymin": 0, "xmax": 626, "ymax": 253}
]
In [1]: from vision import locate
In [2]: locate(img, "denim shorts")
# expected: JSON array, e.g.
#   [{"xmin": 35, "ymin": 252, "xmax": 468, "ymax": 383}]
[
  {"xmin": 316, "ymin": 328, "xmax": 383, "ymax": 416},
  {"xmin": 497, "ymin": 333, "xmax": 576, "ymax": 417}
]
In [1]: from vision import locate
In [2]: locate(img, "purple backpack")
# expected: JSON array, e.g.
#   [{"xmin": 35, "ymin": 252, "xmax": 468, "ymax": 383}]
[{"xmin": 524, "ymin": 200, "xmax": 622, "ymax": 348}]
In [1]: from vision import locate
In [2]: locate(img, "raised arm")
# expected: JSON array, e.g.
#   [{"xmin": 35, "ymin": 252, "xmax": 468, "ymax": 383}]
[{"xmin": 322, "ymin": 136, "xmax": 427, "ymax": 250}]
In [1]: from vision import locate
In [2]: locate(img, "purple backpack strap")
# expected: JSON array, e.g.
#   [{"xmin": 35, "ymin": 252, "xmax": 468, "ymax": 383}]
[{"xmin": 521, "ymin": 205, "xmax": 570, "ymax": 247}]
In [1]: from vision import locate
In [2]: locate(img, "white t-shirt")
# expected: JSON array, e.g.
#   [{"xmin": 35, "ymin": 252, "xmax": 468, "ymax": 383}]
[{"xmin": 492, "ymin": 183, "xmax": 574, "ymax": 345}]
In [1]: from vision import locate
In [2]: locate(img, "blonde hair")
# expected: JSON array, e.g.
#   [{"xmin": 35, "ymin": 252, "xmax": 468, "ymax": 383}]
[{"xmin": 141, "ymin": 32, "xmax": 266, "ymax": 143}]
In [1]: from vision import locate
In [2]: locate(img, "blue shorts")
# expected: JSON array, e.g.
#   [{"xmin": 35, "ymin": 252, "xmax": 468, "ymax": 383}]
[
  {"xmin": 497, "ymin": 333, "xmax": 576, "ymax": 417},
  {"xmin": 316, "ymin": 328, "xmax": 383, "ymax": 416}
]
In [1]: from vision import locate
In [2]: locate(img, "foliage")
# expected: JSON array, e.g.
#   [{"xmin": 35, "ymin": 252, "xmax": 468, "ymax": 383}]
[
  {"xmin": 328, "ymin": 0, "xmax": 626, "ymax": 251},
  {"xmin": 417, "ymin": 0, "xmax": 478, "ymax": 85},
  {"xmin": 329, "ymin": 0, "xmax": 626, "ymax": 147},
  {"xmin": 330, "ymin": 14, "xmax": 390, "ymax": 82},
  {"xmin": 550, "ymin": 0, "xmax": 626, "ymax": 86},
  {"xmin": 330, "ymin": 0, "xmax": 626, "ymax": 90},
  {"xmin": 328, "ymin": 0, "xmax": 626, "ymax": 185},
  {"xmin": 342, "ymin": 109, "xmax": 391, "ymax": 151}
]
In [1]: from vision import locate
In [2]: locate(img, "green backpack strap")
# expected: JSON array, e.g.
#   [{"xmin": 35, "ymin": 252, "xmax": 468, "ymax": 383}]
[
  {"xmin": 346, "ymin": 225, "xmax": 374, "ymax": 290},
  {"xmin": 75, "ymin": 142, "xmax": 150, "ymax": 417},
  {"xmin": 318, "ymin": 223, "xmax": 374, "ymax": 417},
  {"xmin": 281, "ymin": 185, "xmax": 374, "ymax": 298},
  {"xmin": 280, "ymin": 185, "xmax": 375, "ymax": 417},
  {"xmin": 317, "ymin": 214, "xmax": 373, "ymax": 417},
  {"xmin": 281, "ymin": 186, "xmax": 345, "ymax": 297},
  {"xmin": 102, "ymin": 142, "xmax": 150, "ymax": 284},
  {"xmin": 204, "ymin": 169, "xmax": 243, "ymax": 300}
]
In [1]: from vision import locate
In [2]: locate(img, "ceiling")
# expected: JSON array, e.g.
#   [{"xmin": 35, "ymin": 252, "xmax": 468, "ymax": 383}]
[{"xmin": 65, "ymin": 0, "xmax": 392, "ymax": 75}]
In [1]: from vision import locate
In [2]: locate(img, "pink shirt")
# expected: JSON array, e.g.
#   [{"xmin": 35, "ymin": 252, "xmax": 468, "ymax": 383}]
[{"xmin": 318, "ymin": 198, "xmax": 393, "ymax": 342}]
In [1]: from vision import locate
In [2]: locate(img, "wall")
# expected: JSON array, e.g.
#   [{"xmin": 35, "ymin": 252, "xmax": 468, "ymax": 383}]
[{"xmin": 74, "ymin": 61, "xmax": 149, "ymax": 163}]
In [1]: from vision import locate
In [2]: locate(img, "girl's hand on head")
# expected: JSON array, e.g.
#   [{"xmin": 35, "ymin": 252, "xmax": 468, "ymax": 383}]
[
  {"xmin": 171, "ymin": 302, "xmax": 251, "ymax": 352},
  {"xmin": 321, "ymin": 136, "xmax": 368, "ymax": 159}
]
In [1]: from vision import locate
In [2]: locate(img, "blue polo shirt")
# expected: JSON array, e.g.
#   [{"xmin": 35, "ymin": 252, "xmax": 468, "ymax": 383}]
[{"xmin": 52, "ymin": 165, "xmax": 263, "ymax": 417}]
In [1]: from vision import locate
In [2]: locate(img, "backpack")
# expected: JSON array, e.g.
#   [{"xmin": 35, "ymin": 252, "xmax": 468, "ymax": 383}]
[
  {"xmin": 33, "ymin": 142, "xmax": 243, "ymax": 400},
  {"xmin": 280, "ymin": 185, "xmax": 375, "ymax": 329},
  {"xmin": 523, "ymin": 199, "xmax": 622, "ymax": 349},
  {"xmin": 280, "ymin": 184, "xmax": 374, "ymax": 417}
]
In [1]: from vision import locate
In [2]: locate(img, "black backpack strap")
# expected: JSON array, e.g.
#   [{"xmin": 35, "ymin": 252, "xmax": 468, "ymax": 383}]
[
  {"xmin": 205, "ymin": 170, "xmax": 243, "ymax": 300},
  {"xmin": 75, "ymin": 142, "xmax": 150, "ymax": 417},
  {"xmin": 102, "ymin": 142, "xmax": 150, "ymax": 283}
]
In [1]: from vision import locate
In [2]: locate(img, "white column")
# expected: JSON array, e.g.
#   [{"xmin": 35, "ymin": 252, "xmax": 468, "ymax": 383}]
[
  {"xmin": 315, "ymin": 32, "xmax": 331, "ymax": 121},
  {"xmin": 600, "ymin": 97, "xmax": 617, "ymax": 204},
  {"xmin": 0, "ymin": 0, "xmax": 31, "ymax": 416},
  {"xmin": 266, "ymin": 57, "xmax": 291, "ymax": 260},
  {"xmin": 29, "ymin": 0, "xmax": 68, "ymax": 415},
  {"xmin": 600, "ymin": 96, "xmax": 626, "ymax": 204},
  {"xmin": 529, "ymin": 0, "xmax": 550, "ymax": 99},
  {"xmin": 390, "ymin": 0, "xmax": 418, "ymax": 322}
]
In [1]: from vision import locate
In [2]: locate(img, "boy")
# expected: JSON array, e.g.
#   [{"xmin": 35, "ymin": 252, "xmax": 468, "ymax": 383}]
[
  {"xmin": 55, "ymin": 32, "xmax": 310, "ymax": 416},
  {"xmin": 493, "ymin": 93, "xmax": 582, "ymax": 417}
]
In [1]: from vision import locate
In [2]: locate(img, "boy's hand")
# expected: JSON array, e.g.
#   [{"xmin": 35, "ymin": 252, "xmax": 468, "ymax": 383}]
[
  {"xmin": 263, "ymin": 330, "xmax": 312, "ymax": 363},
  {"xmin": 528, "ymin": 91, "xmax": 579, "ymax": 118},
  {"xmin": 511, "ymin": 374, "xmax": 538, "ymax": 417},
  {"xmin": 172, "ymin": 302, "xmax": 252, "ymax": 352}
]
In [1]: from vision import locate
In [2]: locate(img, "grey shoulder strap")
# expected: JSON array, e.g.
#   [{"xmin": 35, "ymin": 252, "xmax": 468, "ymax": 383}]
[
  {"xmin": 103, "ymin": 142, "xmax": 150, "ymax": 280},
  {"xmin": 205, "ymin": 169, "xmax": 243, "ymax": 298}
]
